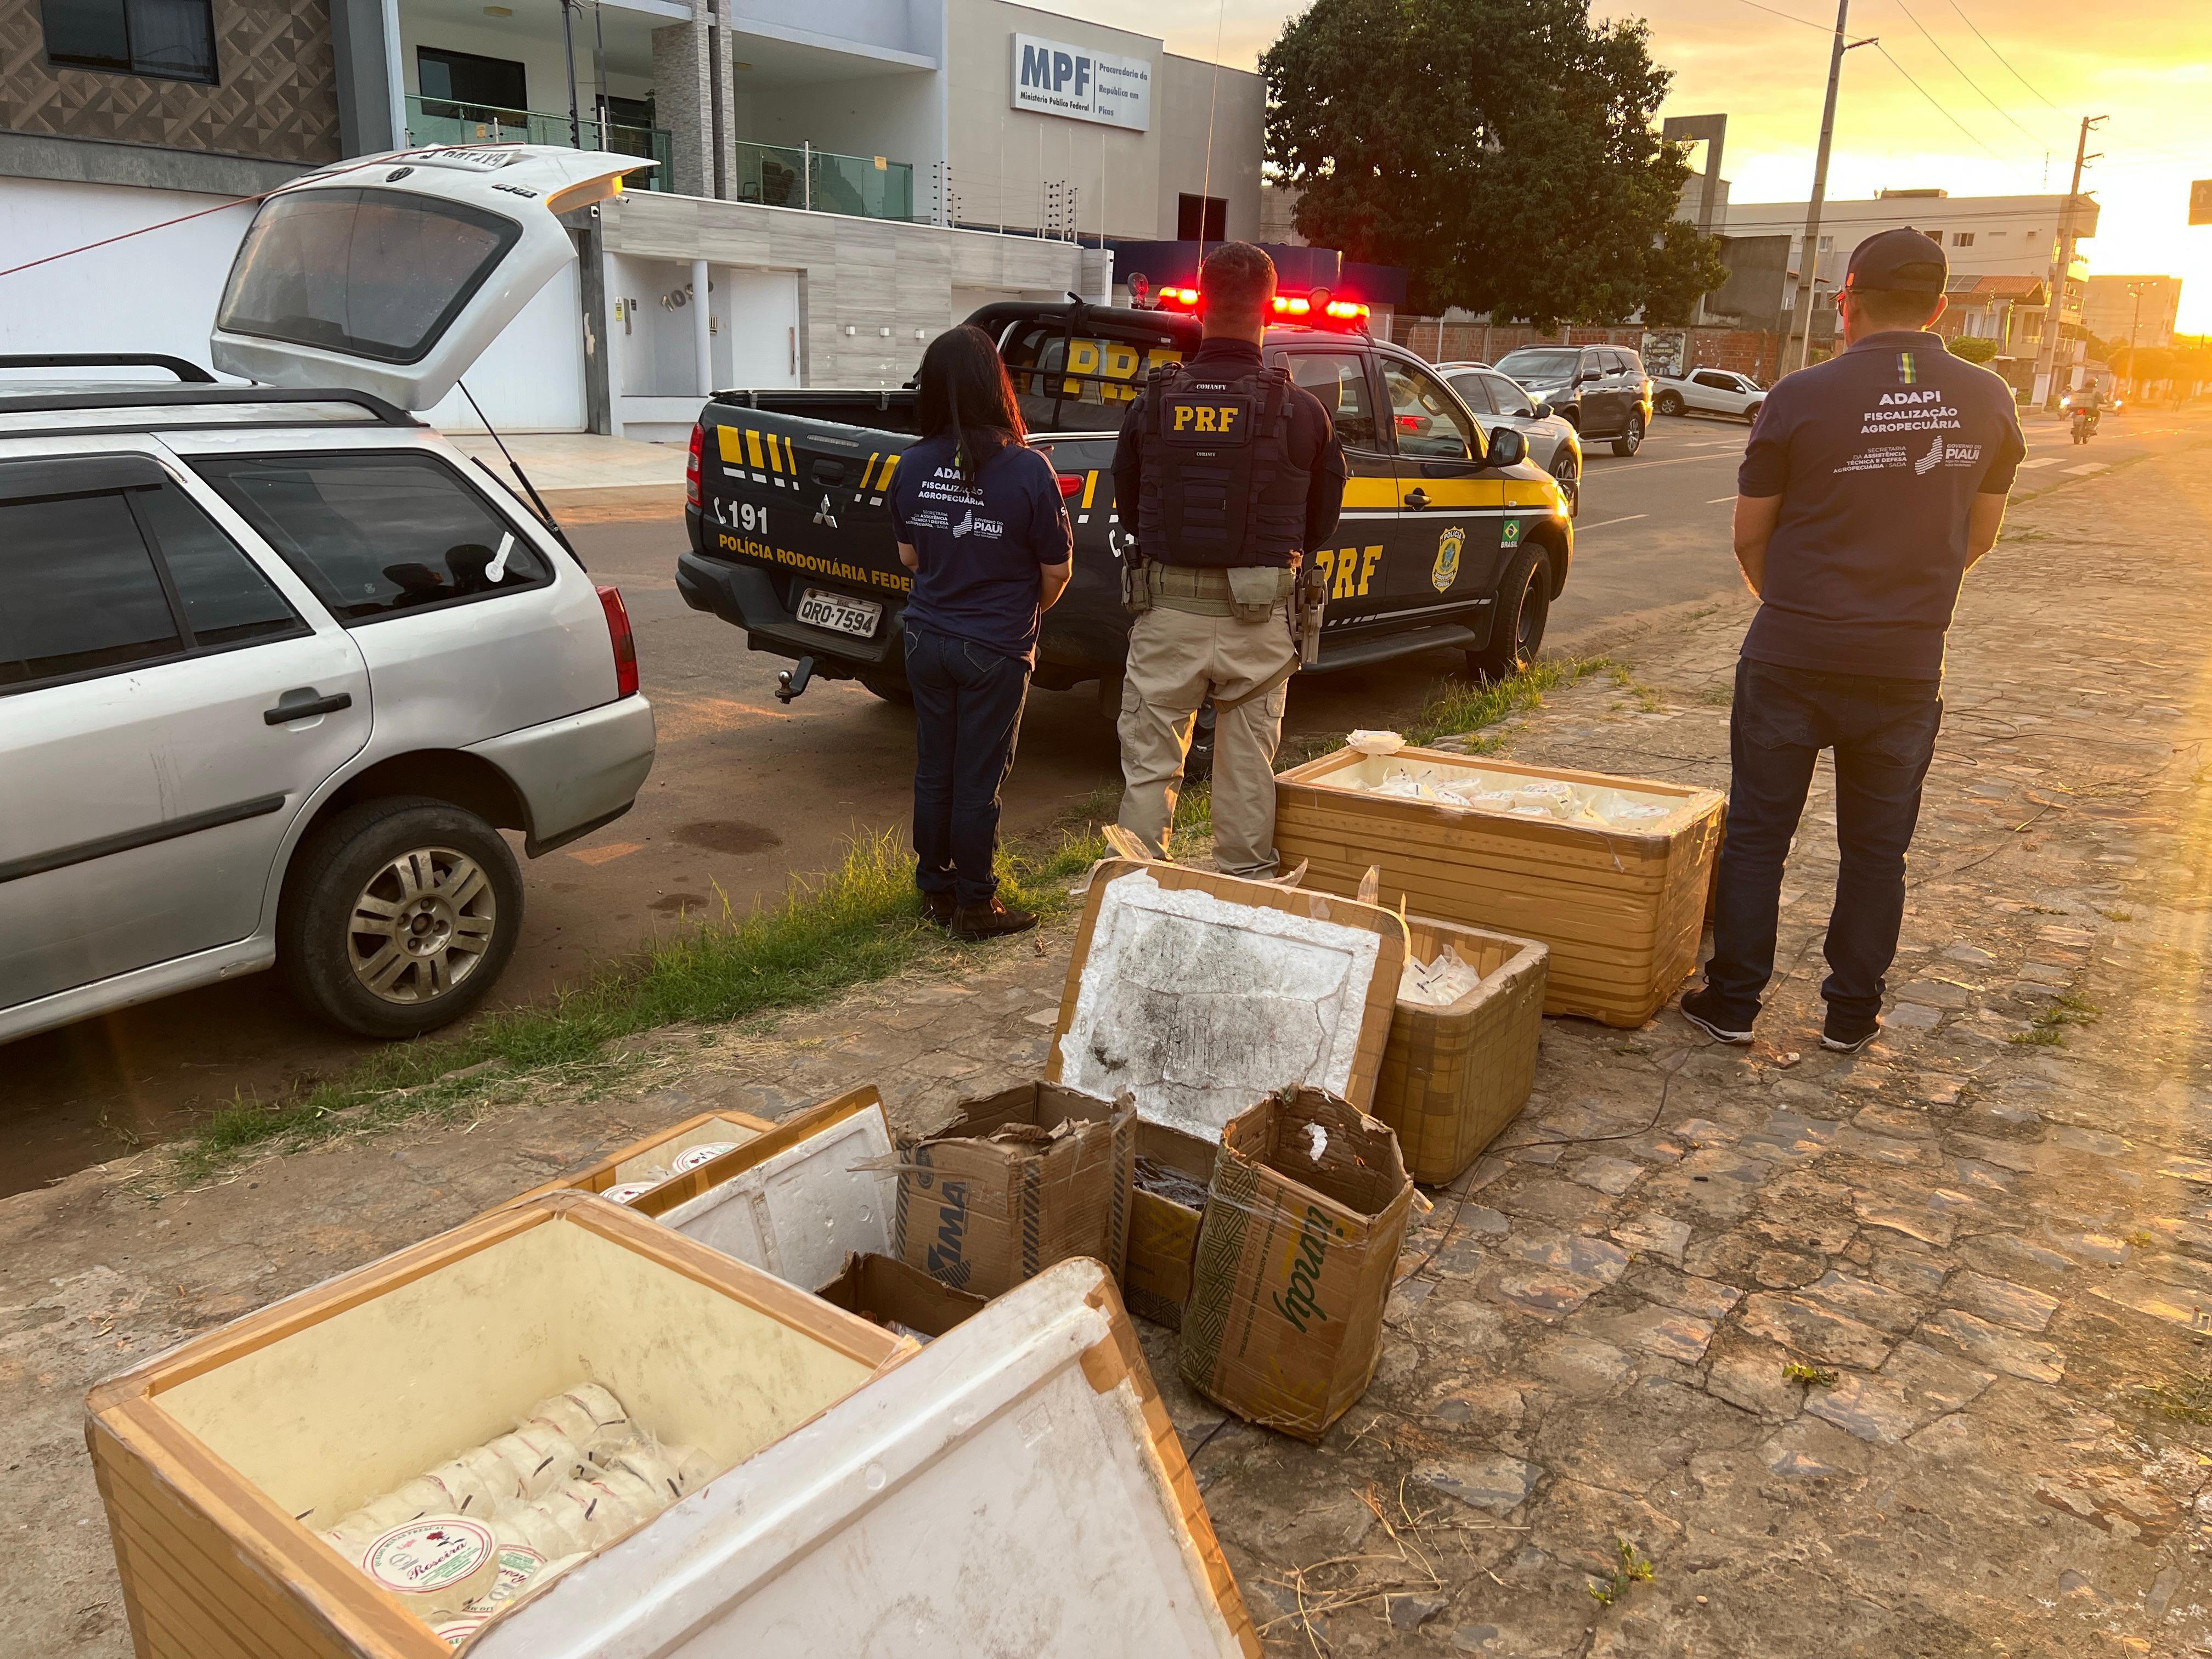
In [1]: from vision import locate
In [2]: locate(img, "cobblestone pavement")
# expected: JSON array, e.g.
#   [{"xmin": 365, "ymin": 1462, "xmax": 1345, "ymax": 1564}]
[{"xmin": 7, "ymin": 446, "xmax": 2212, "ymax": 1656}]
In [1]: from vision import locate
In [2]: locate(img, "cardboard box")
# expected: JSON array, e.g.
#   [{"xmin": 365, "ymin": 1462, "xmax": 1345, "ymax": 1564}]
[
  {"xmin": 814, "ymin": 1251, "xmax": 988, "ymax": 1342},
  {"xmin": 85, "ymin": 1191, "xmax": 906, "ymax": 1658},
  {"xmin": 1375, "ymin": 916, "xmax": 1549, "ymax": 1184},
  {"xmin": 1178, "ymin": 1090, "xmax": 1415, "ymax": 1441},
  {"xmin": 1122, "ymin": 1120, "xmax": 1218, "ymax": 1330},
  {"xmin": 1046, "ymin": 861, "xmax": 1407, "ymax": 1138},
  {"xmin": 1272, "ymin": 747, "xmax": 1724, "ymax": 1028},
  {"xmin": 502, "ymin": 1106, "xmax": 776, "ymax": 1208},
  {"xmin": 637, "ymin": 1087, "xmax": 893, "ymax": 1289},
  {"xmin": 891, "ymin": 1082, "xmax": 1134, "ymax": 1300}
]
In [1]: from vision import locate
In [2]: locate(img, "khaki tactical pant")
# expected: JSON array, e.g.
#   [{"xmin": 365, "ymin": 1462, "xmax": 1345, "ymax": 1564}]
[{"xmin": 1116, "ymin": 589, "xmax": 1297, "ymax": 878}]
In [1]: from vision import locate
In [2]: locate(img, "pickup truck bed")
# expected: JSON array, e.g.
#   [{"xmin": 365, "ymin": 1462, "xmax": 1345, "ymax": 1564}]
[{"xmin": 676, "ymin": 301, "xmax": 1573, "ymax": 704}]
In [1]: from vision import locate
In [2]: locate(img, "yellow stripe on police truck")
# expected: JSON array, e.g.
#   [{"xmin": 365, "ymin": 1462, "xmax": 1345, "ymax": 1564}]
[{"xmin": 745, "ymin": 428, "xmax": 765, "ymax": 471}]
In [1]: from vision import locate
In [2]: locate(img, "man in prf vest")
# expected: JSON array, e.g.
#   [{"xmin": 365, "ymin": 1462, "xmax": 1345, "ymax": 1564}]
[{"xmin": 1109, "ymin": 242, "xmax": 1347, "ymax": 876}]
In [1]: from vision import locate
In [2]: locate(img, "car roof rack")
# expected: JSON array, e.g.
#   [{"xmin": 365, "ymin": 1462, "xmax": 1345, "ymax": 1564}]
[
  {"xmin": 0, "ymin": 382, "xmax": 419, "ymax": 427},
  {"xmin": 0, "ymin": 352, "xmax": 218, "ymax": 382}
]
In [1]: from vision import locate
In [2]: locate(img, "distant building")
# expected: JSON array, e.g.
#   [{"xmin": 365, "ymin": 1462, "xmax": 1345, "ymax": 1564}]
[
  {"xmin": 2080, "ymin": 275, "xmax": 2182, "ymax": 349},
  {"xmin": 1260, "ymin": 182, "xmax": 1307, "ymax": 246}
]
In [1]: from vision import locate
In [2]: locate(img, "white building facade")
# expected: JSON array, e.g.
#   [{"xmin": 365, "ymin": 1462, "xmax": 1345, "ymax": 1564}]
[{"xmin": 0, "ymin": 0, "xmax": 1261, "ymax": 434}]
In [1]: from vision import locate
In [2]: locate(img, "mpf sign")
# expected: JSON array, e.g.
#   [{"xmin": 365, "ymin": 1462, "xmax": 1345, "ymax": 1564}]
[{"xmin": 1011, "ymin": 33, "xmax": 1152, "ymax": 131}]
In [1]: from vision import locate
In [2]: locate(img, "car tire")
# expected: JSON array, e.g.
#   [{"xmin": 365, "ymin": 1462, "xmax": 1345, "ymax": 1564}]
[
  {"xmin": 1465, "ymin": 549, "xmax": 1550, "ymax": 681},
  {"xmin": 1655, "ymin": 390, "xmax": 1685, "ymax": 417},
  {"xmin": 1611, "ymin": 413, "xmax": 1645, "ymax": 457},
  {"xmin": 859, "ymin": 672, "xmax": 915, "ymax": 705},
  {"xmin": 1744, "ymin": 401, "xmax": 1763, "ymax": 424},
  {"xmin": 279, "ymin": 797, "xmax": 523, "ymax": 1040},
  {"xmin": 1548, "ymin": 449, "xmax": 1579, "ymax": 517}
]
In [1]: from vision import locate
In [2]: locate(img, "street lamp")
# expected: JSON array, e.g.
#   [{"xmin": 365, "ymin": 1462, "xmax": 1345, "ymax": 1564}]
[{"xmin": 2125, "ymin": 280, "xmax": 2150, "ymax": 398}]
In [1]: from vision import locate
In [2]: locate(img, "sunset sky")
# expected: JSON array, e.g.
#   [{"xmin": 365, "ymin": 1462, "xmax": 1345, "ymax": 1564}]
[{"xmin": 1054, "ymin": 0, "xmax": 2212, "ymax": 333}]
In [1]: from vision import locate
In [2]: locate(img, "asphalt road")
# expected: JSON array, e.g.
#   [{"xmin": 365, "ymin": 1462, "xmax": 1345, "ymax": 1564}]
[{"xmin": 5, "ymin": 404, "xmax": 2201, "ymax": 1194}]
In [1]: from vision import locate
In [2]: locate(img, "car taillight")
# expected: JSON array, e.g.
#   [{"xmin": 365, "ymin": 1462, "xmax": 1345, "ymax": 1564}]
[
  {"xmin": 597, "ymin": 584, "xmax": 639, "ymax": 698},
  {"xmin": 1057, "ymin": 473, "xmax": 1086, "ymax": 497},
  {"xmin": 686, "ymin": 423, "xmax": 703, "ymax": 509}
]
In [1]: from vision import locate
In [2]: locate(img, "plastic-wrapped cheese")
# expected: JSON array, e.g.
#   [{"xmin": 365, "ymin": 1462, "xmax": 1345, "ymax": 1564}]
[
  {"xmin": 466, "ymin": 1543, "xmax": 546, "ymax": 1613},
  {"xmin": 361, "ymin": 1515, "xmax": 498, "ymax": 1615},
  {"xmin": 486, "ymin": 1427, "xmax": 582, "ymax": 1498},
  {"xmin": 431, "ymin": 1611, "xmax": 490, "ymax": 1649},
  {"xmin": 493, "ymin": 1500, "xmax": 586, "ymax": 1560},
  {"xmin": 582, "ymin": 1426, "xmax": 642, "ymax": 1470},
  {"xmin": 356, "ymin": 1488, "xmax": 432, "ymax": 1532},
  {"xmin": 670, "ymin": 1141, "xmax": 738, "ymax": 1172},
  {"xmin": 424, "ymin": 1457, "xmax": 500, "ymax": 1518},
  {"xmin": 607, "ymin": 1441, "xmax": 717, "ymax": 1504},
  {"xmin": 564, "ymin": 1383, "xmax": 631, "ymax": 1435},
  {"xmin": 600, "ymin": 1181, "xmax": 660, "ymax": 1204},
  {"xmin": 517, "ymin": 1393, "xmax": 596, "ymax": 1444},
  {"xmin": 456, "ymin": 1445, "xmax": 526, "ymax": 1509}
]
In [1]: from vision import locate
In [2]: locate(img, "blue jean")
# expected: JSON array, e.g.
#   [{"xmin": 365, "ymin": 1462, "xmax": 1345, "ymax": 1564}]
[
  {"xmin": 1703, "ymin": 658, "xmax": 1943, "ymax": 1025},
  {"xmin": 904, "ymin": 628, "xmax": 1031, "ymax": 908}
]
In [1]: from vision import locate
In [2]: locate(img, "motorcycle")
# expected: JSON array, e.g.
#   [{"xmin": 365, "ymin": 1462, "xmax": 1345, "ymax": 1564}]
[{"xmin": 2063, "ymin": 398, "xmax": 2100, "ymax": 444}]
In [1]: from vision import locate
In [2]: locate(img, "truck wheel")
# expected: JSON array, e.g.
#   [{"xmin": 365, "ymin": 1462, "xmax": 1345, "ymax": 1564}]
[
  {"xmin": 1744, "ymin": 401, "xmax": 1763, "ymax": 424},
  {"xmin": 860, "ymin": 673, "xmax": 914, "ymax": 705},
  {"xmin": 1465, "ymin": 550, "xmax": 1550, "ymax": 681},
  {"xmin": 1610, "ymin": 413, "xmax": 1646, "ymax": 456},
  {"xmin": 280, "ymin": 797, "xmax": 523, "ymax": 1040},
  {"xmin": 1655, "ymin": 390, "xmax": 1684, "ymax": 416}
]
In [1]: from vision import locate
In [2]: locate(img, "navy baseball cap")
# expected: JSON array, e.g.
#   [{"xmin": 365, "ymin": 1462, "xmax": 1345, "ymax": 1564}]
[{"xmin": 1843, "ymin": 227, "xmax": 1948, "ymax": 295}]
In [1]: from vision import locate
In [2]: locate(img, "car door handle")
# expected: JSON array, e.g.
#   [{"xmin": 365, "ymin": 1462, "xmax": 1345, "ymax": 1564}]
[
  {"xmin": 264, "ymin": 690, "xmax": 353, "ymax": 725},
  {"xmin": 1403, "ymin": 488, "xmax": 1430, "ymax": 510}
]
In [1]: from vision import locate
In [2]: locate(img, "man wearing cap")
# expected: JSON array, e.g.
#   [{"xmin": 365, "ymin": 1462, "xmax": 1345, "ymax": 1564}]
[{"xmin": 1680, "ymin": 227, "xmax": 2025, "ymax": 1054}]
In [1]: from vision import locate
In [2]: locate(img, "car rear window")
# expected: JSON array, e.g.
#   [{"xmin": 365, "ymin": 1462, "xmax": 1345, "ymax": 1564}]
[
  {"xmin": 217, "ymin": 187, "xmax": 522, "ymax": 366},
  {"xmin": 191, "ymin": 452, "xmax": 550, "ymax": 624}
]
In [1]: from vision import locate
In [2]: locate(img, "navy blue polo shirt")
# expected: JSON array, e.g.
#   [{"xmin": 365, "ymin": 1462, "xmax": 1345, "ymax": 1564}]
[
  {"xmin": 1739, "ymin": 330, "xmax": 2025, "ymax": 680},
  {"xmin": 890, "ymin": 435, "xmax": 1073, "ymax": 665}
]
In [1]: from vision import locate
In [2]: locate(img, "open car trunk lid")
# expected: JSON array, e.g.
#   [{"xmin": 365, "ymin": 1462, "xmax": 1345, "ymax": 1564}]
[{"xmin": 210, "ymin": 145, "xmax": 649, "ymax": 410}]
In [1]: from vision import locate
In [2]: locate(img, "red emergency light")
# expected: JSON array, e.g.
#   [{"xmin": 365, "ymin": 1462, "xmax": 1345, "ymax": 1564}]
[
  {"xmin": 1269, "ymin": 288, "xmax": 1369, "ymax": 329},
  {"xmin": 1158, "ymin": 286, "xmax": 1200, "ymax": 308}
]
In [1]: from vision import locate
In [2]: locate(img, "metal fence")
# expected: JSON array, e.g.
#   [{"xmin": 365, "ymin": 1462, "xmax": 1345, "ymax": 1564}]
[
  {"xmin": 733, "ymin": 140, "xmax": 915, "ymax": 222},
  {"xmin": 404, "ymin": 96, "xmax": 673, "ymax": 190}
]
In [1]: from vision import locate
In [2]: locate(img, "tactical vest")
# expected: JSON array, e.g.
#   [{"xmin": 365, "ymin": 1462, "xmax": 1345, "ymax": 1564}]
[{"xmin": 1136, "ymin": 361, "xmax": 1310, "ymax": 568}]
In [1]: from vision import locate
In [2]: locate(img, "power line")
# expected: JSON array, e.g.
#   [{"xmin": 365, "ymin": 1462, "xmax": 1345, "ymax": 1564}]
[
  {"xmin": 1726, "ymin": 0, "xmax": 1833, "ymax": 33},
  {"xmin": 1887, "ymin": 0, "xmax": 2051, "ymax": 149},
  {"xmin": 1943, "ymin": 0, "xmax": 2067, "ymax": 115},
  {"xmin": 1872, "ymin": 42, "xmax": 2006, "ymax": 163}
]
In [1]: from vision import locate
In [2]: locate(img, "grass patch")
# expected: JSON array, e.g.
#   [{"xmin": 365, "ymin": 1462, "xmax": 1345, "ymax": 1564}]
[
  {"xmin": 178, "ymin": 826, "xmax": 1104, "ymax": 1180},
  {"xmin": 1402, "ymin": 657, "xmax": 1607, "ymax": 751},
  {"xmin": 1782, "ymin": 1361, "xmax": 1839, "ymax": 1387},
  {"xmin": 1586, "ymin": 1538, "xmax": 1656, "ymax": 1607},
  {"xmin": 2139, "ymin": 1365, "xmax": 2212, "ymax": 1427},
  {"xmin": 2096, "ymin": 906, "xmax": 2136, "ymax": 922},
  {"xmin": 1696, "ymin": 680, "xmax": 1734, "ymax": 708},
  {"xmin": 2008, "ymin": 990, "xmax": 2100, "ymax": 1047}
]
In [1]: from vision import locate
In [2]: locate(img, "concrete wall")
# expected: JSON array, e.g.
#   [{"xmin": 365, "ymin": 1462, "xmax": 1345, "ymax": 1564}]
[
  {"xmin": 1724, "ymin": 193, "xmax": 2094, "ymax": 281},
  {"xmin": 396, "ymin": 14, "xmax": 656, "ymax": 125},
  {"xmin": 1153, "ymin": 51, "xmax": 1261, "ymax": 242},
  {"xmin": 600, "ymin": 186, "xmax": 1081, "ymax": 432},
  {"xmin": 737, "ymin": 68, "xmax": 943, "ymax": 186}
]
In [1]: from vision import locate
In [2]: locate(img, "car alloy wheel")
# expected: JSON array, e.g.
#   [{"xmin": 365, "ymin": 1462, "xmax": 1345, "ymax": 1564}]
[
  {"xmin": 1611, "ymin": 413, "xmax": 1645, "ymax": 457},
  {"xmin": 1656, "ymin": 391, "xmax": 1684, "ymax": 416},
  {"xmin": 347, "ymin": 845, "xmax": 498, "ymax": 1005},
  {"xmin": 1550, "ymin": 452, "xmax": 1579, "ymax": 516}
]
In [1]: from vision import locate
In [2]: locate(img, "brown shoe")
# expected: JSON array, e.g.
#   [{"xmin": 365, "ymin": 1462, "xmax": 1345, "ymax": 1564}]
[
  {"xmin": 951, "ymin": 898, "xmax": 1037, "ymax": 940},
  {"xmin": 921, "ymin": 890, "xmax": 957, "ymax": 926}
]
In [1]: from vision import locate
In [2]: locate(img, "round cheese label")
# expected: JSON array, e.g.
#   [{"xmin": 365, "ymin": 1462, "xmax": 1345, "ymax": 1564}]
[
  {"xmin": 600, "ymin": 1181, "xmax": 660, "ymax": 1204},
  {"xmin": 364, "ymin": 1515, "xmax": 496, "ymax": 1603},
  {"xmin": 670, "ymin": 1141, "xmax": 738, "ymax": 1172}
]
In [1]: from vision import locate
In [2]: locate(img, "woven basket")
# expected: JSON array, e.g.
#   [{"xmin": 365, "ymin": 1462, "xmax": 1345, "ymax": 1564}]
[{"xmin": 1373, "ymin": 917, "xmax": 1549, "ymax": 1185}]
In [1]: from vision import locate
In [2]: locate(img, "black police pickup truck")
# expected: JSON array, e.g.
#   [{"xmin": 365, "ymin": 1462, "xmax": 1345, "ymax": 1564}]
[{"xmin": 676, "ymin": 300, "xmax": 1574, "ymax": 707}]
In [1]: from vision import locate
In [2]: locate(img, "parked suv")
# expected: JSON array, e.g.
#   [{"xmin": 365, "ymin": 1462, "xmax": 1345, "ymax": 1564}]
[
  {"xmin": 1, "ymin": 147, "xmax": 657, "ymax": 1044},
  {"xmin": 1491, "ymin": 345, "xmax": 1652, "ymax": 456},
  {"xmin": 1652, "ymin": 367, "xmax": 1765, "ymax": 423}
]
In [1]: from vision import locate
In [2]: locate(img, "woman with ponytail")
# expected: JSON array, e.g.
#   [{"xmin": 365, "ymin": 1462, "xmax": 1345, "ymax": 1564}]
[{"xmin": 889, "ymin": 324, "xmax": 1074, "ymax": 938}]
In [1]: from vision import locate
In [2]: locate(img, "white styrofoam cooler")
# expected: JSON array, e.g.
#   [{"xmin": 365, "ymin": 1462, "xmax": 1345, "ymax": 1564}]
[
  {"xmin": 644, "ymin": 1093, "xmax": 895, "ymax": 1290},
  {"xmin": 472, "ymin": 1257, "xmax": 1257, "ymax": 1657}
]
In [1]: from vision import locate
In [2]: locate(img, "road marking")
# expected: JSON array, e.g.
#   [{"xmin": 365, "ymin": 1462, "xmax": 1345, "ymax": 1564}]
[
  {"xmin": 1577, "ymin": 514, "xmax": 1649, "ymax": 532},
  {"xmin": 2063, "ymin": 461, "xmax": 2109, "ymax": 475},
  {"xmin": 569, "ymin": 840, "xmax": 645, "ymax": 866},
  {"xmin": 2015, "ymin": 457, "xmax": 2059, "ymax": 469},
  {"xmin": 1705, "ymin": 495, "xmax": 1736, "ymax": 504},
  {"xmin": 1597, "ymin": 453, "xmax": 1745, "ymax": 475}
]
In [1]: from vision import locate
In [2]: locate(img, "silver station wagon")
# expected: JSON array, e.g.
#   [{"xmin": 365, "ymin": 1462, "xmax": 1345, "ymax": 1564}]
[{"xmin": 0, "ymin": 147, "xmax": 656, "ymax": 1042}]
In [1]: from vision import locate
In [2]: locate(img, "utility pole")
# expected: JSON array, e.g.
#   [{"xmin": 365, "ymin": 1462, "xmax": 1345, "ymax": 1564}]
[
  {"xmin": 2033, "ymin": 114, "xmax": 2104, "ymax": 409},
  {"xmin": 557, "ymin": 0, "xmax": 583, "ymax": 148},
  {"xmin": 1781, "ymin": 2, "xmax": 1875, "ymax": 376},
  {"xmin": 2125, "ymin": 280, "xmax": 2147, "ymax": 395}
]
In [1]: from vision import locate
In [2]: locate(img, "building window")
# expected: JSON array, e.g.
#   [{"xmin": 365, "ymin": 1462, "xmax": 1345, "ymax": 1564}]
[
  {"xmin": 42, "ymin": 0, "xmax": 216, "ymax": 82},
  {"xmin": 1177, "ymin": 194, "xmax": 1227, "ymax": 242},
  {"xmin": 1953, "ymin": 232, "xmax": 1976, "ymax": 248},
  {"xmin": 417, "ymin": 46, "xmax": 528, "ymax": 119}
]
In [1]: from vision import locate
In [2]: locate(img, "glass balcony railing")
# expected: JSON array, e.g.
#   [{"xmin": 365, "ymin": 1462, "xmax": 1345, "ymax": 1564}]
[
  {"xmin": 733, "ymin": 140, "xmax": 915, "ymax": 223},
  {"xmin": 404, "ymin": 95, "xmax": 672, "ymax": 190}
]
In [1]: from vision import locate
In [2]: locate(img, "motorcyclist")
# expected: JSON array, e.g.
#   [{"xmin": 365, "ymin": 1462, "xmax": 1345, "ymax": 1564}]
[{"xmin": 2069, "ymin": 381, "xmax": 2104, "ymax": 442}]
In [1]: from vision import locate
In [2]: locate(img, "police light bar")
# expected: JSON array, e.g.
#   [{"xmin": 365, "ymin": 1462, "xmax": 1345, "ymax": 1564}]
[
  {"xmin": 1268, "ymin": 288, "xmax": 1371, "ymax": 329},
  {"xmin": 1159, "ymin": 286, "xmax": 1200, "ymax": 308}
]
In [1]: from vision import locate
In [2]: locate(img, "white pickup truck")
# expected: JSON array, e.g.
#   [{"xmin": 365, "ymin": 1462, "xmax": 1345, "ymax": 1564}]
[{"xmin": 1651, "ymin": 368, "xmax": 1765, "ymax": 424}]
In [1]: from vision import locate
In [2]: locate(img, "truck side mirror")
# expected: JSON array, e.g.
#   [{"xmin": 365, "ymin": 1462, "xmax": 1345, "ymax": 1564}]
[{"xmin": 1483, "ymin": 427, "xmax": 1527, "ymax": 470}]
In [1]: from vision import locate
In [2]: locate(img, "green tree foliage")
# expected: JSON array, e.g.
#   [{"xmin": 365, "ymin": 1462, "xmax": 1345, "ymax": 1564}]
[
  {"xmin": 1947, "ymin": 335, "xmax": 1999, "ymax": 363},
  {"xmin": 1264, "ymin": 0, "xmax": 1700, "ymax": 326},
  {"xmin": 1641, "ymin": 219, "xmax": 1730, "ymax": 326}
]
